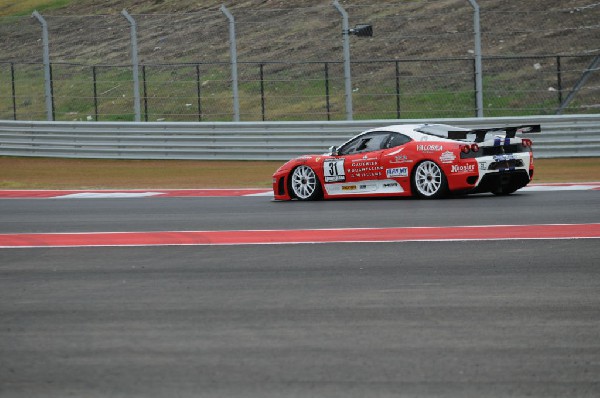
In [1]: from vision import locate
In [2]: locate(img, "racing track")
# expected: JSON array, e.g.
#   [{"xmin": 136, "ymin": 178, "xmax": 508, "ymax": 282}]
[{"xmin": 1, "ymin": 188, "xmax": 600, "ymax": 397}]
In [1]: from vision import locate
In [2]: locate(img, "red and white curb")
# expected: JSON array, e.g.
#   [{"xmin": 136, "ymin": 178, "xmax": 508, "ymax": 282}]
[
  {"xmin": 0, "ymin": 183, "xmax": 598, "ymax": 199},
  {"xmin": 1, "ymin": 223, "xmax": 598, "ymax": 248},
  {"xmin": 0, "ymin": 188, "xmax": 272, "ymax": 199},
  {"xmin": 523, "ymin": 182, "xmax": 600, "ymax": 192}
]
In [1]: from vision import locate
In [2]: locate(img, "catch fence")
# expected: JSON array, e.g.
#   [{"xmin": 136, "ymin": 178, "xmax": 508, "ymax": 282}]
[{"xmin": 0, "ymin": 55, "xmax": 598, "ymax": 122}]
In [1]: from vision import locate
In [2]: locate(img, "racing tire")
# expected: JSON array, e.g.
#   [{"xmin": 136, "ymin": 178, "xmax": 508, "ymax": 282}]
[
  {"xmin": 411, "ymin": 160, "xmax": 448, "ymax": 199},
  {"xmin": 289, "ymin": 165, "xmax": 323, "ymax": 201}
]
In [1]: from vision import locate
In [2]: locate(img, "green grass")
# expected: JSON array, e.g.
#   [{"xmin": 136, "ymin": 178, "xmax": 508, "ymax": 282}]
[{"xmin": 0, "ymin": 0, "xmax": 72, "ymax": 17}]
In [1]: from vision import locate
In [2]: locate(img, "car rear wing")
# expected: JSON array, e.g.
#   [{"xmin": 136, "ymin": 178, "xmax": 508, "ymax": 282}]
[{"xmin": 448, "ymin": 124, "xmax": 541, "ymax": 142}]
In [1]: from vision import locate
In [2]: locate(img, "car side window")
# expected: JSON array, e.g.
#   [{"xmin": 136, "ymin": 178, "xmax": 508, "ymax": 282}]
[
  {"xmin": 339, "ymin": 132, "xmax": 390, "ymax": 155},
  {"xmin": 385, "ymin": 132, "xmax": 412, "ymax": 148}
]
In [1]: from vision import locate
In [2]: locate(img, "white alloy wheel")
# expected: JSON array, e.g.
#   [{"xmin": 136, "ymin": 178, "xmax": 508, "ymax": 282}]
[
  {"xmin": 290, "ymin": 165, "xmax": 321, "ymax": 200},
  {"xmin": 413, "ymin": 160, "xmax": 447, "ymax": 198}
]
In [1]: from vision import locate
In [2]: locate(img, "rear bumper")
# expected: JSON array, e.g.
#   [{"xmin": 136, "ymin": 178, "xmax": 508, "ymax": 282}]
[
  {"xmin": 472, "ymin": 152, "xmax": 533, "ymax": 193},
  {"xmin": 471, "ymin": 169, "xmax": 532, "ymax": 194}
]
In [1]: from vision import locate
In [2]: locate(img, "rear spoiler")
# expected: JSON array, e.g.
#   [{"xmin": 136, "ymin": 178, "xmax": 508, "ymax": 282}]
[{"xmin": 448, "ymin": 124, "xmax": 541, "ymax": 142}]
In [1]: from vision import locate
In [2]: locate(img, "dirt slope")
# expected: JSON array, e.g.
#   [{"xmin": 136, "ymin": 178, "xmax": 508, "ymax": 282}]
[{"xmin": 0, "ymin": 0, "xmax": 597, "ymax": 64}]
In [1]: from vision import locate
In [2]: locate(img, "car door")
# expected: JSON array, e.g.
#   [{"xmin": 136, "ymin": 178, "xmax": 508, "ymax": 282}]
[
  {"xmin": 322, "ymin": 132, "xmax": 390, "ymax": 194},
  {"xmin": 379, "ymin": 132, "xmax": 414, "ymax": 190}
]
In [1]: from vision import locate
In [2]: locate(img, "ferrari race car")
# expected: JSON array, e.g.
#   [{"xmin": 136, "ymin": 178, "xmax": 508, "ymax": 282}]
[{"xmin": 272, "ymin": 123, "xmax": 539, "ymax": 200}]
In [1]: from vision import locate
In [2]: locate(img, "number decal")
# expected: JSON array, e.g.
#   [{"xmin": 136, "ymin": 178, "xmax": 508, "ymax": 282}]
[{"xmin": 324, "ymin": 159, "xmax": 345, "ymax": 182}]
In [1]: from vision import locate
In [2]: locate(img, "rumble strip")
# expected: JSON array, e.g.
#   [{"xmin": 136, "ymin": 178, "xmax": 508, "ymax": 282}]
[{"xmin": 1, "ymin": 224, "xmax": 599, "ymax": 248}]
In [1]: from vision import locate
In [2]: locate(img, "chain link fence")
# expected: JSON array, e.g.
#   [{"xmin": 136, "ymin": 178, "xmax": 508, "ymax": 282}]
[{"xmin": 0, "ymin": 1, "xmax": 598, "ymax": 121}]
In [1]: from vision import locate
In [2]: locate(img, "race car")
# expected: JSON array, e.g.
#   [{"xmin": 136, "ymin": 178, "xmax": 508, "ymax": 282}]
[{"xmin": 272, "ymin": 123, "xmax": 539, "ymax": 200}]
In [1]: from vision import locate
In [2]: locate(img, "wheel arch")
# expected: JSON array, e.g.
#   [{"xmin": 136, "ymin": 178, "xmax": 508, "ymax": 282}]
[{"xmin": 287, "ymin": 164, "xmax": 324, "ymax": 201}]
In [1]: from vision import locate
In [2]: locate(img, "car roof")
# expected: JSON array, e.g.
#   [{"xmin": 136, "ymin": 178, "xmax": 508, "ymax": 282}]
[{"xmin": 360, "ymin": 123, "xmax": 469, "ymax": 142}]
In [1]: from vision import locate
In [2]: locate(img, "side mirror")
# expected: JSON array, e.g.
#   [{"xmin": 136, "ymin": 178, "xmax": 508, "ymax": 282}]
[{"xmin": 328, "ymin": 146, "xmax": 339, "ymax": 156}]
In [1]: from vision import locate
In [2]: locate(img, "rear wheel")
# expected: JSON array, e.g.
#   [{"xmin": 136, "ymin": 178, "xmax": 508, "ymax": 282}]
[
  {"xmin": 412, "ymin": 160, "xmax": 448, "ymax": 199},
  {"xmin": 289, "ymin": 165, "xmax": 323, "ymax": 200}
]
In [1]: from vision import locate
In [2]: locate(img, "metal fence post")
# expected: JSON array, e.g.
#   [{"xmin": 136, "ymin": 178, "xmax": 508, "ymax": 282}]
[
  {"xmin": 556, "ymin": 56, "xmax": 563, "ymax": 106},
  {"xmin": 142, "ymin": 65, "xmax": 148, "ymax": 122},
  {"xmin": 472, "ymin": 58, "xmax": 478, "ymax": 117},
  {"xmin": 220, "ymin": 5, "xmax": 240, "ymax": 122},
  {"xmin": 333, "ymin": 0, "xmax": 353, "ymax": 120},
  {"xmin": 31, "ymin": 11, "xmax": 53, "ymax": 121},
  {"xmin": 92, "ymin": 66, "xmax": 99, "ymax": 121},
  {"xmin": 259, "ymin": 64, "xmax": 265, "ymax": 121},
  {"xmin": 395, "ymin": 60, "xmax": 401, "ymax": 119},
  {"xmin": 195, "ymin": 64, "xmax": 202, "ymax": 122},
  {"xmin": 49, "ymin": 63, "xmax": 55, "ymax": 120},
  {"xmin": 121, "ymin": 9, "xmax": 141, "ymax": 122},
  {"xmin": 10, "ymin": 63, "xmax": 17, "ymax": 120},
  {"xmin": 467, "ymin": 0, "xmax": 483, "ymax": 117}
]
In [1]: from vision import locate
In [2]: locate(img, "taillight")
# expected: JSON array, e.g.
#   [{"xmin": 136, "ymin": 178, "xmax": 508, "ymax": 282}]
[
  {"xmin": 522, "ymin": 139, "xmax": 533, "ymax": 147},
  {"xmin": 460, "ymin": 145, "xmax": 470, "ymax": 154},
  {"xmin": 470, "ymin": 143, "xmax": 479, "ymax": 152}
]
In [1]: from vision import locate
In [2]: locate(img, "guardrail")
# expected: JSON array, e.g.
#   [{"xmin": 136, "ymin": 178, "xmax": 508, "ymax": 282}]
[{"xmin": 1, "ymin": 115, "xmax": 599, "ymax": 160}]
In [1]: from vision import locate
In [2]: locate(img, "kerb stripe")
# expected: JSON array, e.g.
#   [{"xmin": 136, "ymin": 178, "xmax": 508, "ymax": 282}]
[{"xmin": 1, "ymin": 223, "xmax": 599, "ymax": 248}]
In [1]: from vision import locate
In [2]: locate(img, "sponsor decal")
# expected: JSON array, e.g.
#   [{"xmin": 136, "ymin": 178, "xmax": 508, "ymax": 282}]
[
  {"xmin": 479, "ymin": 161, "xmax": 488, "ymax": 171},
  {"xmin": 386, "ymin": 167, "xmax": 409, "ymax": 178},
  {"xmin": 494, "ymin": 154, "xmax": 516, "ymax": 162},
  {"xmin": 451, "ymin": 164, "xmax": 476, "ymax": 173},
  {"xmin": 386, "ymin": 148, "xmax": 411, "ymax": 163},
  {"xmin": 350, "ymin": 165, "xmax": 383, "ymax": 173},
  {"xmin": 297, "ymin": 155, "xmax": 312, "ymax": 160},
  {"xmin": 390, "ymin": 155, "xmax": 411, "ymax": 164},
  {"xmin": 349, "ymin": 161, "xmax": 383, "ymax": 179},
  {"xmin": 316, "ymin": 157, "xmax": 321, "ymax": 162},
  {"xmin": 354, "ymin": 172, "xmax": 382, "ymax": 178},
  {"xmin": 439, "ymin": 151, "xmax": 456, "ymax": 163},
  {"xmin": 350, "ymin": 161, "xmax": 379, "ymax": 167},
  {"xmin": 352, "ymin": 157, "xmax": 378, "ymax": 163},
  {"xmin": 385, "ymin": 147, "xmax": 405, "ymax": 156},
  {"xmin": 324, "ymin": 159, "xmax": 346, "ymax": 182},
  {"xmin": 417, "ymin": 144, "xmax": 443, "ymax": 153},
  {"xmin": 324, "ymin": 181, "xmax": 400, "ymax": 195}
]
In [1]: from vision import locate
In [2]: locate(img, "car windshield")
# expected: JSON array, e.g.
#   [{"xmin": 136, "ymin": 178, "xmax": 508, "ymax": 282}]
[{"xmin": 415, "ymin": 124, "xmax": 470, "ymax": 139}]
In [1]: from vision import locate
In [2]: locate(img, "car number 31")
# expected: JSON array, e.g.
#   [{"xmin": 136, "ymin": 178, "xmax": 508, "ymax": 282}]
[{"xmin": 324, "ymin": 159, "xmax": 345, "ymax": 182}]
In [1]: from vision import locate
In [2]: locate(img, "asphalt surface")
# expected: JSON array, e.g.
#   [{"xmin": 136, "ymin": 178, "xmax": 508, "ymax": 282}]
[
  {"xmin": 0, "ymin": 190, "xmax": 599, "ymax": 233},
  {"xmin": 1, "ymin": 190, "xmax": 600, "ymax": 397}
]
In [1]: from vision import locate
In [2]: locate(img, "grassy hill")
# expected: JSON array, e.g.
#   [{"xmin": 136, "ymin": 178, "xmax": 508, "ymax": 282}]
[{"xmin": 0, "ymin": 0, "xmax": 598, "ymax": 121}]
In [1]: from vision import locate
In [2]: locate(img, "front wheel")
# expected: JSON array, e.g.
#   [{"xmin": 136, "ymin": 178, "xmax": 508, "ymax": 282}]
[
  {"xmin": 289, "ymin": 165, "xmax": 323, "ymax": 200},
  {"xmin": 412, "ymin": 160, "xmax": 448, "ymax": 199}
]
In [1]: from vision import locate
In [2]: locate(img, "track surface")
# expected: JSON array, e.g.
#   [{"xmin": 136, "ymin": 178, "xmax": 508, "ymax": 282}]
[{"xmin": 1, "ymin": 189, "xmax": 600, "ymax": 397}]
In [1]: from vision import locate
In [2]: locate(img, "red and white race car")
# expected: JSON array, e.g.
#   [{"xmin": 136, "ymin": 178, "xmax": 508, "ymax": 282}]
[{"xmin": 272, "ymin": 123, "xmax": 539, "ymax": 200}]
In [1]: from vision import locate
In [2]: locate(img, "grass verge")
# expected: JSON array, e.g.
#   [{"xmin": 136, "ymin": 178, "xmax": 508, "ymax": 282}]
[{"xmin": 0, "ymin": 157, "xmax": 598, "ymax": 190}]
